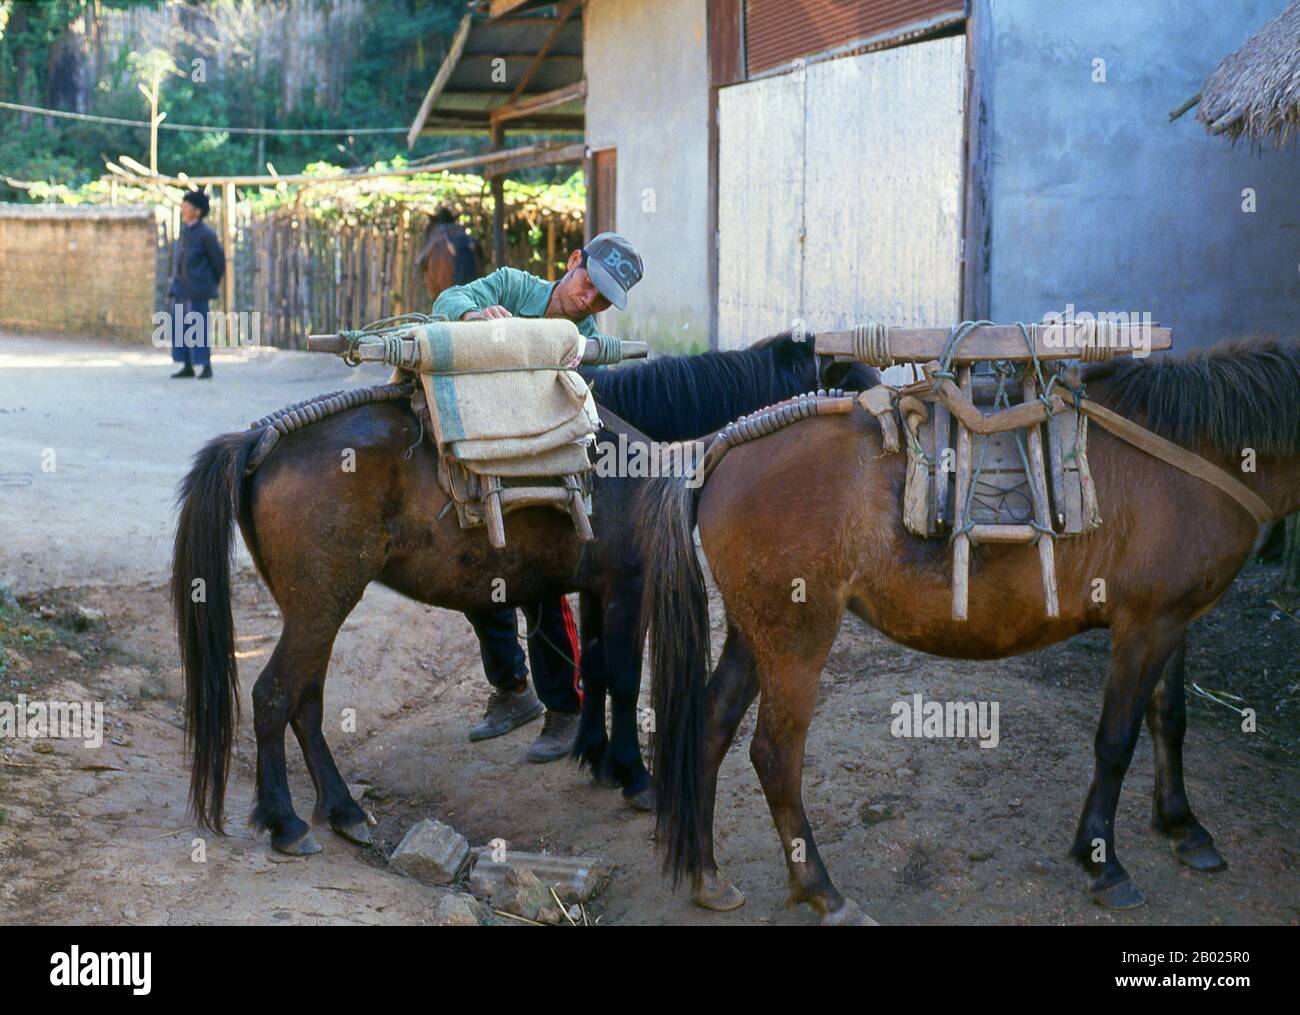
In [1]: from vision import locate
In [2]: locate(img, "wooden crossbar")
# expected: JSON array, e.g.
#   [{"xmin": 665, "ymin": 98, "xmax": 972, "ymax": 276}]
[
  {"xmin": 816, "ymin": 323, "xmax": 1171, "ymax": 364},
  {"xmin": 306, "ymin": 334, "xmax": 647, "ymax": 365}
]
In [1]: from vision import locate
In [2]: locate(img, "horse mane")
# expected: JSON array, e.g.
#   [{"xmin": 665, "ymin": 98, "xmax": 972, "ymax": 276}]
[
  {"xmin": 1083, "ymin": 336, "xmax": 1300, "ymax": 458},
  {"xmin": 584, "ymin": 331, "xmax": 867, "ymax": 442}
]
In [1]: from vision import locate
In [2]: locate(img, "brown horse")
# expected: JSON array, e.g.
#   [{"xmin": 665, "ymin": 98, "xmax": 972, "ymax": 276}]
[
  {"xmin": 643, "ymin": 337, "xmax": 1300, "ymax": 924},
  {"xmin": 171, "ymin": 334, "xmax": 872, "ymax": 853},
  {"xmin": 415, "ymin": 213, "xmax": 481, "ymax": 300}
]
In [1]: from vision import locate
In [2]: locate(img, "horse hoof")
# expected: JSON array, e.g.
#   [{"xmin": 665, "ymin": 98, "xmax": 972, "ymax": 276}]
[
  {"xmin": 1090, "ymin": 878, "xmax": 1146, "ymax": 910},
  {"xmin": 820, "ymin": 899, "xmax": 879, "ymax": 926},
  {"xmin": 334, "ymin": 821, "xmax": 373, "ymax": 846},
  {"xmin": 591, "ymin": 770, "xmax": 621, "ymax": 789},
  {"xmin": 275, "ymin": 831, "xmax": 322, "ymax": 857},
  {"xmin": 625, "ymin": 785, "xmax": 655, "ymax": 811},
  {"xmin": 1174, "ymin": 840, "xmax": 1227, "ymax": 873},
  {"xmin": 693, "ymin": 872, "xmax": 745, "ymax": 912}
]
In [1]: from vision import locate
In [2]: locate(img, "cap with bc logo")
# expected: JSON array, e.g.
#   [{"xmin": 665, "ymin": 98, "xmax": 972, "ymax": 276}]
[{"xmin": 583, "ymin": 232, "xmax": 643, "ymax": 311}]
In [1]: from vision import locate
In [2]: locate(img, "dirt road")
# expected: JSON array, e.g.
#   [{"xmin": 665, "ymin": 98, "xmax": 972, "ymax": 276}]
[{"xmin": 1, "ymin": 336, "xmax": 1296, "ymax": 925}]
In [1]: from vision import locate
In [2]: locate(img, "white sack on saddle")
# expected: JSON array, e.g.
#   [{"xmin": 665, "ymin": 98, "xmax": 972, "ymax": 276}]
[{"xmin": 412, "ymin": 317, "xmax": 600, "ymax": 463}]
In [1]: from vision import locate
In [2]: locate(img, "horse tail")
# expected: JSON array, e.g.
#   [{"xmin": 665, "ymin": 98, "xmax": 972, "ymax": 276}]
[
  {"xmin": 637, "ymin": 459, "xmax": 712, "ymax": 885},
  {"xmin": 171, "ymin": 430, "xmax": 257, "ymax": 833}
]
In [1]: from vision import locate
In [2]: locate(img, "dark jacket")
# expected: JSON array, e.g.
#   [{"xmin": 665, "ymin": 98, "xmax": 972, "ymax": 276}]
[{"xmin": 169, "ymin": 220, "xmax": 226, "ymax": 301}]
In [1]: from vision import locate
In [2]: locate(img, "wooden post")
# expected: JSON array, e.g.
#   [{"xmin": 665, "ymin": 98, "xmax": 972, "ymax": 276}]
[
  {"xmin": 222, "ymin": 181, "xmax": 237, "ymax": 321},
  {"xmin": 482, "ymin": 476, "xmax": 507, "ymax": 549},
  {"xmin": 951, "ymin": 366, "xmax": 973, "ymax": 621},
  {"xmin": 490, "ymin": 122, "xmax": 506, "ymax": 269},
  {"xmin": 932, "ymin": 400, "xmax": 950, "ymax": 532},
  {"xmin": 546, "ymin": 216, "xmax": 557, "ymax": 281},
  {"xmin": 393, "ymin": 207, "xmax": 409, "ymax": 317},
  {"xmin": 1023, "ymin": 375, "xmax": 1060, "ymax": 618}
]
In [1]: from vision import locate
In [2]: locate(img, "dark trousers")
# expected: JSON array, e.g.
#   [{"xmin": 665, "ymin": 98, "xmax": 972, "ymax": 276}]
[
  {"xmin": 465, "ymin": 597, "xmax": 582, "ymax": 714},
  {"xmin": 170, "ymin": 299, "xmax": 211, "ymax": 367}
]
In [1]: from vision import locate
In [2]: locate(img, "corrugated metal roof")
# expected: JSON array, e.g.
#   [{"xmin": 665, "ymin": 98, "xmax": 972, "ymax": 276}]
[
  {"xmin": 746, "ymin": 0, "xmax": 965, "ymax": 76},
  {"xmin": 410, "ymin": 8, "xmax": 584, "ymax": 139}
]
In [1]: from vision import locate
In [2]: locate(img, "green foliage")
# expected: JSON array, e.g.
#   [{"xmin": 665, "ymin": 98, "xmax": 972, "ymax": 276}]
[{"xmin": 0, "ymin": 0, "xmax": 576, "ymax": 200}]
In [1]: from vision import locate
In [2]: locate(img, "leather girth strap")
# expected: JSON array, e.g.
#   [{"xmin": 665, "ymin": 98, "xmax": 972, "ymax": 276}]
[{"xmin": 1078, "ymin": 399, "xmax": 1271, "ymax": 527}]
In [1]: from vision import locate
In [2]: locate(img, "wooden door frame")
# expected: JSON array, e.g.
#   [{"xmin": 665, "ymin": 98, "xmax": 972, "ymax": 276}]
[
  {"xmin": 584, "ymin": 145, "xmax": 617, "ymax": 244},
  {"xmin": 959, "ymin": 0, "xmax": 991, "ymax": 322}
]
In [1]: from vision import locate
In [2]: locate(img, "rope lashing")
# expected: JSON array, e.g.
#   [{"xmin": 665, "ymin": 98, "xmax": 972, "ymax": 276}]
[
  {"xmin": 244, "ymin": 381, "xmax": 416, "ymax": 476},
  {"xmin": 341, "ymin": 315, "xmax": 622, "ymax": 373},
  {"xmin": 933, "ymin": 320, "xmax": 996, "ymax": 388},
  {"xmin": 587, "ymin": 334, "xmax": 624, "ymax": 365},
  {"xmin": 1077, "ymin": 318, "xmax": 1119, "ymax": 362},
  {"xmin": 339, "ymin": 313, "xmax": 441, "ymax": 367},
  {"xmin": 852, "ymin": 322, "xmax": 893, "ymax": 367},
  {"xmin": 695, "ymin": 390, "xmax": 848, "ymax": 485}
]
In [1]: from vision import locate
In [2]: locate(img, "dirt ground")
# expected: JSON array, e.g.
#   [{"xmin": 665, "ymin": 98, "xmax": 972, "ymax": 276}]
[{"xmin": 1, "ymin": 337, "xmax": 1297, "ymax": 925}]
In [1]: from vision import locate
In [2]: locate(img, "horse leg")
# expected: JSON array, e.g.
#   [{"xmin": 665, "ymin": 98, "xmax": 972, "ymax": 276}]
[
  {"xmin": 1070, "ymin": 618, "xmax": 1185, "ymax": 908},
  {"xmin": 603, "ymin": 584, "xmax": 653, "ymax": 808},
  {"xmin": 691, "ymin": 623, "xmax": 759, "ymax": 913},
  {"xmin": 252, "ymin": 610, "xmax": 359, "ymax": 854},
  {"xmin": 573, "ymin": 592, "xmax": 615, "ymax": 786},
  {"xmin": 295, "ymin": 688, "xmax": 373, "ymax": 847},
  {"xmin": 250, "ymin": 628, "xmax": 318, "ymax": 854},
  {"xmin": 749, "ymin": 647, "xmax": 873, "ymax": 925},
  {"xmin": 1146, "ymin": 634, "xmax": 1228, "ymax": 872}
]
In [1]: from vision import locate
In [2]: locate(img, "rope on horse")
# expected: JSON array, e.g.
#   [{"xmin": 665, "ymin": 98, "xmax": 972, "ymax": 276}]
[
  {"xmin": 695, "ymin": 389, "xmax": 852, "ymax": 486},
  {"xmin": 587, "ymin": 334, "xmax": 624, "ymax": 365},
  {"xmin": 1076, "ymin": 318, "xmax": 1119, "ymax": 363},
  {"xmin": 337, "ymin": 313, "xmax": 441, "ymax": 367},
  {"xmin": 852, "ymin": 323, "xmax": 893, "ymax": 367},
  {"xmin": 244, "ymin": 381, "xmax": 416, "ymax": 476},
  {"xmin": 335, "ymin": 313, "xmax": 628, "ymax": 371}
]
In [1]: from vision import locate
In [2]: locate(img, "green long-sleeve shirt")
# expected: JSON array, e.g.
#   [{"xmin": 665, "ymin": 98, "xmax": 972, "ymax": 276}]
[{"xmin": 432, "ymin": 266, "xmax": 613, "ymax": 342}]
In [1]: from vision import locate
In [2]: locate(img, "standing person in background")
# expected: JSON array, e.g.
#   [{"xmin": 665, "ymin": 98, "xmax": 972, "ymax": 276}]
[{"xmin": 167, "ymin": 189, "xmax": 225, "ymax": 380}]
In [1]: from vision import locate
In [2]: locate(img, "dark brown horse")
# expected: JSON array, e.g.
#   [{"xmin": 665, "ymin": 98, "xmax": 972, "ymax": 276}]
[
  {"xmin": 172, "ymin": 334, "xmax": 872, "ymax": 852},
  {"xmin": 643, "ymin": 338, "xmax": 1300, "ymax": 923},
  {"xmin": 415, "ymin": 213, "xmax": 481, "ymax": 300}
]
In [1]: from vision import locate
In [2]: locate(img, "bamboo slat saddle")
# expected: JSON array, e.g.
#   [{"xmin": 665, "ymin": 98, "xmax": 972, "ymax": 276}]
[
  {"xmin": 809, "ymin": 320, "xmax": 1269, "ymax": 621},
  {"xmin": 821, "ymin": 320, "xmax": 1161, "ymax": 621}
]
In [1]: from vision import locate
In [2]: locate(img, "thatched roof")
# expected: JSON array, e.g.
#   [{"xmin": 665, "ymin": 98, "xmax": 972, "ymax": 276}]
[{"xmin": 1195, "ymin": 0, "xmax": 1300, "ymax": 146}]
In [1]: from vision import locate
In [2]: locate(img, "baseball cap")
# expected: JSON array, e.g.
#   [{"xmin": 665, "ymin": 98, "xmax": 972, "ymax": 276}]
[{"xmin": 583, "ymin": 232, "xmax": 643, "ymax": 311}]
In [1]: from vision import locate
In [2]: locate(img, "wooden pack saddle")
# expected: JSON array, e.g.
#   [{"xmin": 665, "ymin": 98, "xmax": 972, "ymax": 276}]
[{"xmin": 818, "ymin": 320, "xmax": 1174, "ymax": 621}]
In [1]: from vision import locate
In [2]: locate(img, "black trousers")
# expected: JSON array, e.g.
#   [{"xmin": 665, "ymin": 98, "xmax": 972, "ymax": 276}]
[{"xmin": 465, "ymin": 597, "xmax": 582, "ymax": 714}]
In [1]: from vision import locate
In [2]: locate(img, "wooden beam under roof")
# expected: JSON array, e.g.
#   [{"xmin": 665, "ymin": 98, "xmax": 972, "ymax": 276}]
[
  {"xmin": 490, "ymin": 79, "xmax": 586, "ymax": 126},
  {"xmin": 505, "ymin": 0, "xmax": 582, "ymax": 103},
  {"xmin": 407, "ymin": 13, "xmax": 474, "ymax": 149}
]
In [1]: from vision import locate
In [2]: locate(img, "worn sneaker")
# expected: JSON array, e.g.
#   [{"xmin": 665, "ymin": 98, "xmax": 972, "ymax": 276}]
[
  {"xmin": 468, "ymin": 685, "xmax": 543, "ymax": 742},
  {"xmin": 526, "ymin": 709, "xmax": 579, "ymax": 763}
]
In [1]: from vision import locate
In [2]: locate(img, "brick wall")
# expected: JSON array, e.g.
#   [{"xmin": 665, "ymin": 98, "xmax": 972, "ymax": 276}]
[{"xmin": 0, "ymin": 205, "xmax": 157, "ymax": 341}]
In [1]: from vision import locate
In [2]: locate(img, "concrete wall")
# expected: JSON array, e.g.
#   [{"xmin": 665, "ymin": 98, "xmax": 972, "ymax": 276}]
[
  {"xmin": 0, "ymin": 205, "xmax": 157, "ymax": 341},
  {"xmin": 584, "ymin": 0, "xmax": 712, "ymax": 352},
  {"xmin": 984, "ymin": 0, "xmax": 1300, "ymax": 347}
]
